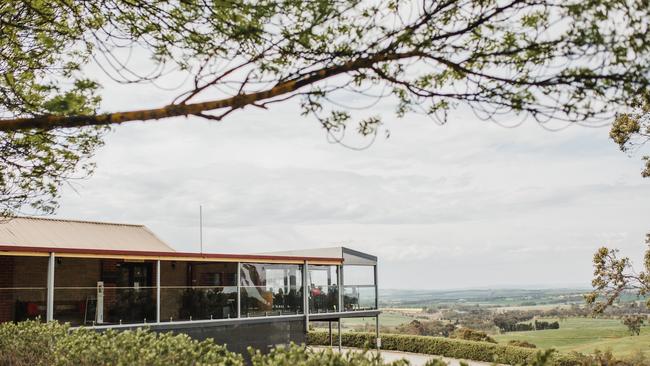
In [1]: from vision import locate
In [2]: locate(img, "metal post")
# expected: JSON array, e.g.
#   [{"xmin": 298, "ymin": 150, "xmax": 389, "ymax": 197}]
[
  {"xmin": 329, "ymin": 321, "xmax": 333, "ymax": 346},
  {"xmin": 338, "ymin": 265, "xmax": 343, "ymax": 313},
  {"xmin": 199, "ymin": 205, "xmax": 203, "ymax": 254},
  {"xmin": 374, "ymin": 263, "xmax": 380, "ymax": 352},
  {"xmin": 374, "ymin": 263, "xmax": 378, "ymax": 309},
  {"xmin": 237, "ymin": 262, "xmax": 242, "ymax": 318},
  {"xmin": 376, "ymin": 315, "xmax": 380, "ymax": 352},
  {"xmin": 46, "ymin": 252, "xmax": 55, "ymax": 322},
  {"xmin": 303, "ymin": 260, "xmax": 309, "ymax": 331},
  {"xmin": 156, "ymin": 260, "xmax": 161, "ymax": 323},
  {"xmin": 338, "ymin": 320, "xmax": 342, "ymax": 352}
]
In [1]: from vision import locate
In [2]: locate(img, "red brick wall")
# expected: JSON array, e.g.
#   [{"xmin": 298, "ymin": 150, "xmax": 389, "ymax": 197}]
[
  {"xmin": 0, "ymin": 256, "xmax": 49, "ymax": 322},
  {"xmin": 0, "ymin": 256, "xmax": 15, "ymax": 322}
]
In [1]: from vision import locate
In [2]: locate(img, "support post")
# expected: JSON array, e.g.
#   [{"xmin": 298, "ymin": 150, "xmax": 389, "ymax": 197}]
[
  {"xmin": 338, "ymin": 320, "xmax": 342, "ymax": 352},
  {"xmin": 303, "ymin": 260, "xmax": 309, "ymax": 331},
  {"xmin": 46, "ymin": 252, "xmax": 55, "ymax": 322},
  {"xmin": 374, "ymin": 263, "xmax": 378, "ymax": 310},
  {"xmin": 338, "ymin": 265, "xmax": 343, "ymax": 313},
  {"xmin": 374, "ymin": 264, "xmax": 380, "ymax": 352},
  {"xmin": 237, "ymin": 262, "xmax": 242, "ymax": 318},
  {"xmin": 376, "ymin": 315, "xmax": 381, "ymax": 352},
  {"xmin": 329, "ymin": 321, "xmax": 333, "ymax": 346},
  {"xmin": 156, "ymin": 260, "xmax": 161, "ymax": 323}
]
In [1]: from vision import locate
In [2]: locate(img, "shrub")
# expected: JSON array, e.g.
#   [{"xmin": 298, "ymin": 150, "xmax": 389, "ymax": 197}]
[
  {"xmin": 0, "ymin": 320, "xmax": 66, "ymax": 365},
  {"xmin": 0, "ymin": 319, "xmax": 243, "ymax": 366},
  {"xmin": 395, "ymin": 320, "xmax": 456, "ymax": 337},
  {"xmin": 250, "ymin": 344, "xmax": 403, "ymax": 366},
  {"xmin": 0, "ymin": 320, "xmax": 407, "ymax": 366},
  {"xmin": 449, "ymin": 328, "xmax": 497, "ymax": 343},
  {"xmin": 508, "ymin": 340, "xmax": 537, "ymax": 348},
  {"xmin": 308, "ymin": 331, "xmax": 580, "ymax": 366},
  {"xmin": 534, "ymin": 320, "xmax": 560, "ymax": 331}
]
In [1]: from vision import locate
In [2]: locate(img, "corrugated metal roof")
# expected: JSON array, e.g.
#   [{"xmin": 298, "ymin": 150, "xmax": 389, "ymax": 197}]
[{"xmin": 0, "ymin": 216, "xmax": 175, "ymax": 253}]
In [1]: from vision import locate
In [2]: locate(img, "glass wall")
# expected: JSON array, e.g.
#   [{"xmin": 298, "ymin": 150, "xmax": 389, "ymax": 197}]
[
  {"xmin": 240, "ymin": 263, "xmax": 303, "ymax": 317},
  {"xmin": 342, "ymin": 265, "xmax": 376, "ymax": 311},
  {"xmin": 308, "ymin": 265, "xmax": 338, "ymax": 313},
  {"xmin": 0, "ymin": 256, "xmax": 48, "ymax": 323},
  {"xmin": 1, "ymin": 254, "xmax": 376, "ymax": 325},
  {"xmin": 160, "ymin": 261, "xmax": 237, "ymax": 321},
  {"xmin": 53, "ymin": 258, "xmax": 156, "ymax": 326}
]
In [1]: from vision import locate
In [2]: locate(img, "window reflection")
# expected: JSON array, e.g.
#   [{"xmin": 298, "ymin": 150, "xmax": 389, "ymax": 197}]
[
  {"xmin": 160, "ymin": 261, "xmax": 237, "ymax": 321},
  {"xmin": 308, "ymin": 265, "xmax": 338, "ymax": 313},
  {"xmin": 240, "ymin": 263, "xmax": 303, "ymax": 316},
  {"xmin": 342, "ymin": 265, "xmax": 376, "ymax": 311}
]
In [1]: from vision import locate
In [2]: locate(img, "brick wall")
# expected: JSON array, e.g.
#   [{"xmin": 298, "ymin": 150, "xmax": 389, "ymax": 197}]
[
  {"xmin": 160, "ymin": 261, "xmax": 188, "ymax": 320},
  {"xmin": 0, "ymin": 256, "xmax": 49, "ymax": 322},
  {"xmin": 0, "ymin": 256, "xmax": 15, "ymax": 322}
]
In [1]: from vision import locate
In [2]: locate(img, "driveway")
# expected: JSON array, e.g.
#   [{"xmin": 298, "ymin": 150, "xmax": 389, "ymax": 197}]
[{"xmin": 309, "ymin": 346, "xmax": 502, "ymax": 366}]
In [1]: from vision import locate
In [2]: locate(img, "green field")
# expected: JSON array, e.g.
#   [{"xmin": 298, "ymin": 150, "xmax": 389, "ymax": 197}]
[
  {"xmin": 313, "ymin": 311, "xmax": 417, "ymax": 330},
  {"xmin": 494, "ymin": 317, "xmax": 650, "ymax": 358},
  {"xmin": 341, "ymin": 312, "xmax": 416, "ymax": 328}
]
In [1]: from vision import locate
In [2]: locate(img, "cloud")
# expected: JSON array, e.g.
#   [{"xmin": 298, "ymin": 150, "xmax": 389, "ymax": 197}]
[{"xmin": 51, "ymin": 69, "xmax": 650, "ymax": 290}]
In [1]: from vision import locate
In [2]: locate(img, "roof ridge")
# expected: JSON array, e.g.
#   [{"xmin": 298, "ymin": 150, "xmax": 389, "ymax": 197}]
[{"xmin": 6, "ymin": 216, "xmax": 145, "ymax": 228}]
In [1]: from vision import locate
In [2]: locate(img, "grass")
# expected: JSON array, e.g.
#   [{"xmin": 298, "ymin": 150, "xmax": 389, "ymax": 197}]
[
  {"xmin": 313, "ymin": 311, "xmax": 417, "ymax": 330},
  {"xmin": 493, "ymin": 317, "xmax": 650, "ymax": 358},
  {"xmin": 343, "ymin": 312, "xmax": 416, "ymax": 328}
]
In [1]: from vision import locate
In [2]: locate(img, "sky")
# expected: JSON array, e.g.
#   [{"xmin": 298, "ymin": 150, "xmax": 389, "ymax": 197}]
[{"xmin": 51, "ymin": 61, "xmax": 650, "ymax": 291}]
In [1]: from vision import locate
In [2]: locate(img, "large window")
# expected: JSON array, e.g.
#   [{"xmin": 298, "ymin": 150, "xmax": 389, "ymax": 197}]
[
  {"xmin": 240, "ymin": 263, "xmax": 303, "ymax": 317},
  {"xmin": 0, "ymin": 256, "xmax": 48, "ymax": 323},
  {"xmin": 342, "ymin": 265, "xmax": 376, "ymax": 311},
  {"xmin": 53, "ymin": 258, "xmax": 156, "ymax": 326},
  {"xmin": 160, "ymin": 261, "xmax": 237, "ymax": 322},
  {"xmin": 308, "ymin": 265, "xmax": 338, "ymax": 313}
]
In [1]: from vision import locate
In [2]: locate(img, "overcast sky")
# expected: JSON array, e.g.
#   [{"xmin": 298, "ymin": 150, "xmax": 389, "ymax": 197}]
[{"xmin": 51, "ymin": 61, "xmax": 650, "ymax": 290}]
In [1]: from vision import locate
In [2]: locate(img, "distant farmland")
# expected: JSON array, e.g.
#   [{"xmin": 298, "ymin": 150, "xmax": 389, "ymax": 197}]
[{"xmin": 494, "ymin": 317, "xmax": 650, "ymax": 358}]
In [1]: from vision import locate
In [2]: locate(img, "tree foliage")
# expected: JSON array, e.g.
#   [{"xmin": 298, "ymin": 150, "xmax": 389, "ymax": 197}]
[
  {"xmin": 585, "ymin": 92, "xmax": 650, "ymax": 312},
  {"xmin": 2, "ymin": 0, "xmax": 650, "ymax": 216},
  {"xmin": 610, "ymin": 93, "xmax": 650, "ymax": 178},
  {"xmin": 585, "ymin": 234, "xmax": 650, "ymax": 313},
  {"xmin": 621, "ymin": 315, "xmax": 646, "ymax": 336}
]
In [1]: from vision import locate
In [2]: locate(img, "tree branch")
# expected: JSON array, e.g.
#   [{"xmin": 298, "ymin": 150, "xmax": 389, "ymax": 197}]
[{"xmin": 0, "ymin": 51, "xmax": 422, "ymax": 132}]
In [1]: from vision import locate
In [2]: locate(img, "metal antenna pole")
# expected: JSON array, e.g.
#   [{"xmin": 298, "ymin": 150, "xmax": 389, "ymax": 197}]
[{"xmin": 199, "ymin": 205, "xmax": 203, "ymax": 254}]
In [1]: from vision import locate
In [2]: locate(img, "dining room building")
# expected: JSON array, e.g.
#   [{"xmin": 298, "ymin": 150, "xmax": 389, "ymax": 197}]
[{"xmin": 0, "ymin": 217, "xmax": 379, "ymax": 353}]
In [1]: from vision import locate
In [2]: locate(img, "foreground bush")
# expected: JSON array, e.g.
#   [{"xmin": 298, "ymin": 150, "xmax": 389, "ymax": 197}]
[
  {"xmin": 251, "ymin": 345, "xmax": 407, "ymax": 366},
  {"xmin": 0, "ymin": 321, "xmax": 404, "ymax": 366},
  {"xmin": 0, "ymin": 320, "xmax": 243, "ymax": 366},
  {"xmin": 308, "ymin": 331, "xmax": 582, "ymax": 366}
]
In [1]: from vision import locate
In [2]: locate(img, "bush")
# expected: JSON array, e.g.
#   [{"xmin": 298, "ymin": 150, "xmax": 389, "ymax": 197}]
[
  {"xmin": 449, "ymin": 328, "xmax": 496, "ymax": 343},
  {"xmin": 250, "ymin": 344, "xmax": 395, "ymax": 366},
  {"xmin": 508, "ymin": 340, "xmax": 537, "ymax": 348},
  {"xmin": 0, "ymin": 319, "xmax": 242, "ymax": 366},
  {"xmin": 565, "ymin": 349, "xmax": 650, "ymax": 366},
  {"xmin": 308, "ymin": 331, "xmax": 580, "ymax": 366},
  {"xmin": 0, "ymin": 320, "xmax": 404, "ymax": 366},
  {"xmin": 0, "ymin": 320, "xmax": 586, "ymax": 366},
  {"xmin": 534, "ymin": 320, "xmax": 560, "ymax": 331}
]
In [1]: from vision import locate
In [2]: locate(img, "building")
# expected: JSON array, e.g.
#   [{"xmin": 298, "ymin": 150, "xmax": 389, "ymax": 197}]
[{"xmin": 0, "ymin": 217, "xmax": 379, "ymax": 353}]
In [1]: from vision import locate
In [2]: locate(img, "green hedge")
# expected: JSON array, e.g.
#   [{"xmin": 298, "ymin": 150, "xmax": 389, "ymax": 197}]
[
  {"xmin": 0, "ymin": 320, "xmax": 243, "ymax": 366},
  {"xmin": 308, "ymin": 331, "xmax": 582, "ymax": 366},
  {"xmin": 0, "ymin": 320, "xmax": 582, "ymax": 366},
  {"xmin": 0, "ymin": 320, "xmax": 418, "ymax": 366}
]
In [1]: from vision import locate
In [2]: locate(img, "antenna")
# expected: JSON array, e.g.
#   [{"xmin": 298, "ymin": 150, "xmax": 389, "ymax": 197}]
[{"xmin": 199, "ymin": 205, "xmax": 203, "ymax": 254}]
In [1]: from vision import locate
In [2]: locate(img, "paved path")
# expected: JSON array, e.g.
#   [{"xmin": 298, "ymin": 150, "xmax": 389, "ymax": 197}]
[{"xmin": 310, "ymin": 346, "xmax": 501, "ymax": 366}]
